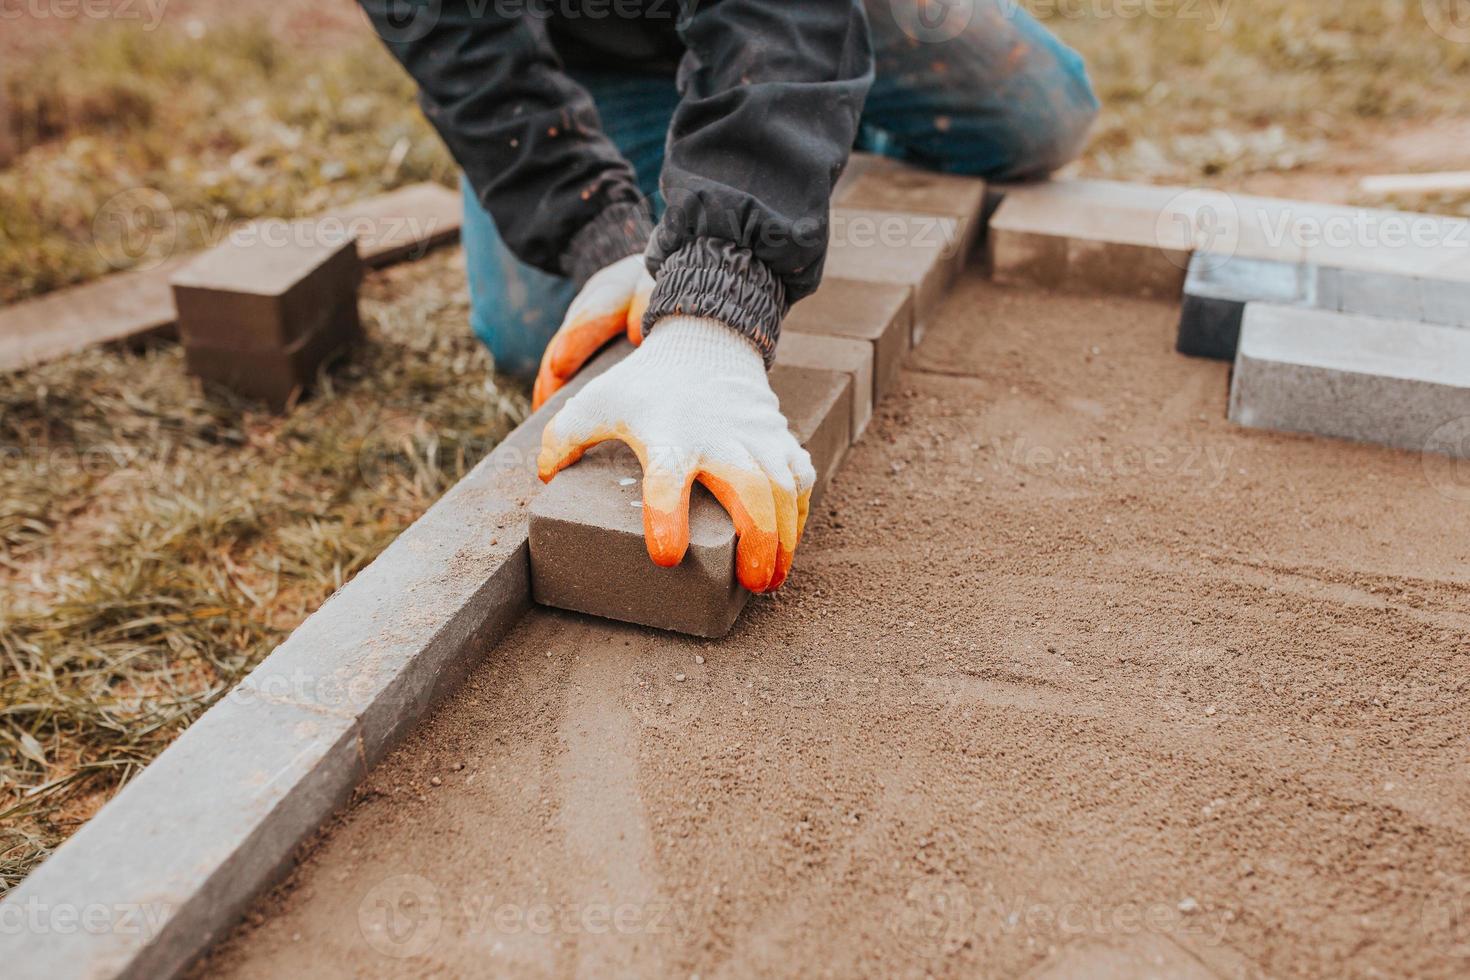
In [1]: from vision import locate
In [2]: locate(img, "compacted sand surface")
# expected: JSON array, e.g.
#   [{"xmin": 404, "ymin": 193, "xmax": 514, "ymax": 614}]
[{"xmin": 202, "ymin": 276, "xmax": 1470, "ymax": 979}]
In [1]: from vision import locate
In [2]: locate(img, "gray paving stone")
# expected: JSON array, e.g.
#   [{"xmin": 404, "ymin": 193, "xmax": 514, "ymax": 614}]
[
  {"xmin": 0, "ymin": 691, "xmax": 362, "ymax": 980},
  {"xmin": 0, "ymin": 345, "xmax": 630, "ymax": 980},
  {"xmin": 1178, "ymin": 254, "xmax": 1317, "ymax": 359},
  {"xmin": 769, "ymin": 363, "xmax": 853, "ymax": 505},
  {"xmin": 834, "ymin": 161, "xmax": 987, "ymax": 282},
  {"xmin": 774, "ymin": 330, "xmax": 874, "ymax": 440},
  {"xmin": 528, "ymin": 362, "xmax": 851, "ymax": 638},
  {"xmin": 825, "ymin": 207, "xmax": 958, "ymax": 341},
  {"xmin": 988, "ymin": 180, "xmax": 1192, "ymax": 300},
  {"xmin": 1229, "ymin": 303, "xmax": 1470, "ymax": 457},
  {"xmin": 1319, "ymin": 267, "xmax": 1470, "ymax": 328},
  {"xmin": 783, "ymin": 276, "xmax": 912, "ymax": 404}
]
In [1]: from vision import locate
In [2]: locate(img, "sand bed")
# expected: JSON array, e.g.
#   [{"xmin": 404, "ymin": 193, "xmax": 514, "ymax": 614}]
[{"xmin": 201, "ymin": 275, "xmax": 1470, "ymax": 978}]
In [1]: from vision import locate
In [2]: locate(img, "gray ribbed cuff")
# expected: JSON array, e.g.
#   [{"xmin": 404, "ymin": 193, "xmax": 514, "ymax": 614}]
[
  {"xmin": 559, "ymin": 200, "xmax": 654, "ymax": 287},
  {"xmin": 642, "ymin": 238, "xmax": 787, "ymax": 368}
]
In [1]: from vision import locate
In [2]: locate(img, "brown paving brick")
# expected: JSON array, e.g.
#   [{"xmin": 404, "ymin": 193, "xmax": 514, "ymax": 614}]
[
  {"xmin": 0, "ymin": 257, "xmax": 187, "ymax": 372},
  {"xmin": 988, "ymin": 180, "xmax": 1192, "ymax": 300},
  {"xmin": 826, "ymin": 207, "xmax": 957, "ymax": 341},
  {"xmin": 322, "ymin": 182, "xmax": 462, "ymax": 267},
  {"xmin": 528, "ymin": 363, "xmax": 852, "ymax": 637},
  {"xmin": 774, "ymin": 329, "xmax": 873, "ymax": 440},
  {"xmin": 835, "ymin": 160, "xmax": 986, "ymax": 280},
  {"xmin": 783, "ymin": 276, "xmax": 912, "ymax": 404},
  {"xmin": 172, "ymin": 220, "xmax": 363, "ymax": 408}
]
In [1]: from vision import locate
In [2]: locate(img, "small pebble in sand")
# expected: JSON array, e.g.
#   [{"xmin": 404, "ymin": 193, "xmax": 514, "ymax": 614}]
[
  {"xmin": 1205, "ymin": 705, "xmax": 1217, "ymax": 716},
  {"xmin": 1178, "ymin": 897, "xmax": 1200, "ymax": 914},
  {"xmin": 619, "ymin": 477, "xmax": 636, "ymax": 486},
  {"xmin": 430, "ymin": 776, "xmax": 442, "ymax": 787},
  {"xmin": 675, "ymin": 673, "xmax": 687, "ymax": 682},
  {"xmin": 661, "ymin": 695, "xmax": 673, "ymax": 706},
  {"xmin": 453, "ymin": 762, "xmax": 465, "ymax": 771},
  {"xmin": 695, "ymin": 655, "xmax": 705, "ymax": 665}
]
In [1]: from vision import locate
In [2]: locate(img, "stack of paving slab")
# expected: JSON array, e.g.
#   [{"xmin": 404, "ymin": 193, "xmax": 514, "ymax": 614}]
[
  {"xmin": 988, "ymin": 179, "xmax": 1470, "ymax": 460},
  {"xmin": 529, "ymin": 156, "xmax": 985, "ymax": 637}
]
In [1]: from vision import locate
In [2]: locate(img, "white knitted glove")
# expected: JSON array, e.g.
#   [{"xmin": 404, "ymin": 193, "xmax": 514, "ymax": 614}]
[
  {"xmin": 533, "ymin": 254, "xmax": 654, "ymax": 409},
  {"xmin": 538, "ymin": 315, "xmax": 816, "ymax": 593}
]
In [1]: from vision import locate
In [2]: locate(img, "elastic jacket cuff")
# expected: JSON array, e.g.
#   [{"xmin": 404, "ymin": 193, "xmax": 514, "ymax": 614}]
[
  {"xmin": 560, "ymin": 200, "xmax": 654, "ymax": 287},
  {"xmin": 642, "ymin": 238, "xmax": 786, "ymax": 368}
]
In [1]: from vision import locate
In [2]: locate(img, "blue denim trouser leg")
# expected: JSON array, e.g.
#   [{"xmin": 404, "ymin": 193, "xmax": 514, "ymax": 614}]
[
  {"xmin": 462, "ymin": 3, "xmax": 1099, "ymax": 372},
  {"xmin": 462, "ymin": 71, "xmax": 680, "ymax": 377}
]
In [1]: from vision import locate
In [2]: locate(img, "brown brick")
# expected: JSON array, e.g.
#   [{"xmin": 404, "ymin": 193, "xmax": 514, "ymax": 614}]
[
  {"xmin": 0, "ymin": 257, "xmax": 186, "ymax": 373},
  {"xmin": 783, "ymin": 276, "xmax": 912, "ymax": 403},
  {"xmin": 774, "ymin": 330, "xmax": 873, "ymax": 440},
  {"xmin": 826, "ymin": 207, "xmax": 957, "ymax": 341},
  {"xmin": 322, "ymin": 182, "xmax": 462, "ymax": 267},
  {"xmin": 172, "ymin": 220, "xmax": 363, "ymax": 408},
  {"xmin": 528, "ymin": 363, "xmax": 852, "ymax": 637}
]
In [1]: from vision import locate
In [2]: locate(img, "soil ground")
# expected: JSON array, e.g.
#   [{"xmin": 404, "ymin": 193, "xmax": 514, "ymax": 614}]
[{"xmin": 200, "ymin": 272, "xmax": 1470, "ymax": 979}]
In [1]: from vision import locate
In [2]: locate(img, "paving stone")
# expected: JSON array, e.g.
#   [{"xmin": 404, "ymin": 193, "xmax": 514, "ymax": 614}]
[
  {"xmin": 0, "ymin": 257, "xmax": 187, "ymax": 373},
  {"xmin": 769, "ymin": 362, "xmax": 854, "ymax": 502},
  {"xmin": 322, "ymin": 181, "xmax": 462, "ymax": 267},
  {"xmin": 529, "ymin": 363, "xmax": 851, "ymax": 638},
  {"xmin": 0, "ymin": 693, "xmax": 362, "ymax": 980},
  {"xmin": 1229, "ymin": 303, "xmax": 1470, "ymax": 457},
  {"xmin": 530, "ymin": 445, "xmax": 746, "ymax": 638},
  {"xmin": 774, "ymin": 329, "xmax": 875, "ymax": 439},
  {"xmin": 825, "ymin": 206, "xmax": 958, "ymax": 341},
  {"xmin": 1318, "ymin": 267, "xmax": 1470, "ymax": 328},
  {"xmin": 834, "ymin": 159, "xmax": 987, "ymax": 281},
  {"xmin": 171, "ymin": 220, "xmax": 363, "ymax": 409},
  {"xmin": 783, "ymin": 276, "xmax": 911, "ymax": 407},
  {"xmin": 1178, "ymin": 254, "xmax": 1318, "ymax": 359},
  {"xmin": 988, "ymin": 180, "xmax": 1193, "ymax": 300},
  {"xmin": 0, "ymin": 345, "xmax": 631, "ymax": 980}
]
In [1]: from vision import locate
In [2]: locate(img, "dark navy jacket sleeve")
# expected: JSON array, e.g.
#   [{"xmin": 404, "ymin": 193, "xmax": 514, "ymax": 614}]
[
  {"xmin": 357, "ymin": 0, "xmax": 654, "ymax": 282},
  {"xmin": 359, "ymin": 1, "xmax": 874, "ymax": 365}
]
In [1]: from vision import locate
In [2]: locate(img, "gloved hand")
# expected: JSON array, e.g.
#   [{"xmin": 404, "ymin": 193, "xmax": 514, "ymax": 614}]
[
  {"xmin": 538, "ymin": 315, "xmax": 815, "ymax": 593},
  {"xmin": 532, "ymin": 254, "xmax": 654, "ymax": 410}
]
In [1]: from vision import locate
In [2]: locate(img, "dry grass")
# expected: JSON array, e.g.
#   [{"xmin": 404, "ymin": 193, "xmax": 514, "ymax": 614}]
[
  {"xmin": 0, "ymin": 249, "xmax": 528, "ymax": 889},
  {"xmin": 3, "ymin": 1, "xmax": 1470, "ymax": 890}
]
